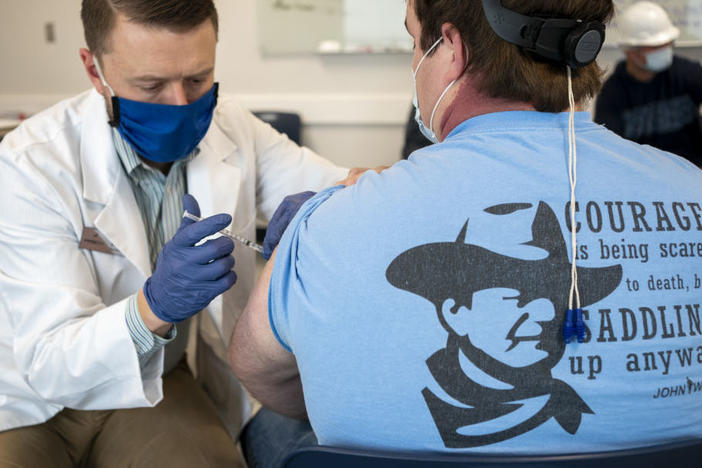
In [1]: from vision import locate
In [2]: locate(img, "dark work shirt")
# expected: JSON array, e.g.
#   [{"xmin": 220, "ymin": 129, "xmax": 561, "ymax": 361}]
[{"xmin": 594, "ymin": 56, "xmax": 702, "ymax": 167}]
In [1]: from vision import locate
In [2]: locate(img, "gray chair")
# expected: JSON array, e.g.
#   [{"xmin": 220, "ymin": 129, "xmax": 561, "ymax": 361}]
[{"xmin": 252, "ymin": 111, "xmax": 302, "ymax": 146}]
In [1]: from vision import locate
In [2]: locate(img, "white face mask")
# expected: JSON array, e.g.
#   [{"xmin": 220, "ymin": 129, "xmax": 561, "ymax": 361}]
[
  {"xmin": 644, "ymin": 46, "xmax": 673, "ymax": 72},
  {"xmin": 412, "ymin": 38, "xmax": 459, "ymax": 144}
]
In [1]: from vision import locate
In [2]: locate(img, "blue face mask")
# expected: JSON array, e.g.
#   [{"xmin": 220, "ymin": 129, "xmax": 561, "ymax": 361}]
[
  {"xmin": 94, "ymin": 59, "xmax": 217, "ymax": 163},
  {"xmin": 412, "ymin": 38, "xmax": 462, "ymax": 145}
]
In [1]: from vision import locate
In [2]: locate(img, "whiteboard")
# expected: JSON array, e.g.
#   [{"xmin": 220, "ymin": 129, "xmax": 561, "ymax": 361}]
[
  {"xmin": 257, "ymin": 0, "xmax": 343, "ymax": 55},
  {"xmin": 257, "ymin": 0, "xmax": 411, "ymax": 55},
  {"xmin": 608, "ymin": 0, "xmax": 702, "ymax": 46},
  {"xmin": 256, "ymin": 1, "xmax": 702, "ymax": 54},
  {"xmin": 342, "ymin": 0, "xmax": 410, "ymax": 53}
]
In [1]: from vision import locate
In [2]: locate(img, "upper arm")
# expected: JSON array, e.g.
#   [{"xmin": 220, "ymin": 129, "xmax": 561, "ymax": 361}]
[
  {"xmin": 229, "ymin": 249, "xmax": 296, "ymax": 384},
  {"xmin": 229, "ymin": 187, "xmax": 344, "ymax": 389}
]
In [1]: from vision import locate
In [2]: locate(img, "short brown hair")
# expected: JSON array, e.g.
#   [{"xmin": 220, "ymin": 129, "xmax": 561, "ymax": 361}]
[
  {"xmin": 82, "ymin": 0, "xmax": 219, "ymax": 59},
  {"xmin": 412, "ymin": 0, "xmax": 614, "ymax": 112}
]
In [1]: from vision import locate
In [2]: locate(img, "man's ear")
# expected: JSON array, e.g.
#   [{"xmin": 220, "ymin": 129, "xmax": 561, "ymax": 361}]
[
  {"xmin": 441, "ymin": 23, "xmax": 468, "ymax": 82},
  {"xmin": 79, "ymin": 48, "xmax": 108, "ymax": 95}
]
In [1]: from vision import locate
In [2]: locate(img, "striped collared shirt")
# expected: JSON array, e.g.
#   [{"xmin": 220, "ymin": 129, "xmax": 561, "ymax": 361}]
[{"xmin": 113, "ymin": 129, "xmax": 197, "ymax": 371}]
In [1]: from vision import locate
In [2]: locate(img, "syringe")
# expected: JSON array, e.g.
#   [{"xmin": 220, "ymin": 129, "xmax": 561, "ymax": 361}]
[{"xmin": 183, "ymin": 211, "xmax": 264, "ymax": 254}]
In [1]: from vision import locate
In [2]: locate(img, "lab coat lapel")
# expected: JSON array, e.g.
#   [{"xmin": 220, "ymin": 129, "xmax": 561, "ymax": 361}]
[
  {"xmin": 187, "ymin": 120, "xmax": 241, "ymax": 219},
  {"xmin": 187, "ymin": 120, "xmax": 241, "ymax": 338},
  {"xmin": 80, "ymin": 91, "xmax": 151, "ymax": 278}
]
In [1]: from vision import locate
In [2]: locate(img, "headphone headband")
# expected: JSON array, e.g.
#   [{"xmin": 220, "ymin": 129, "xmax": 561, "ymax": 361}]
[{"xmin": 481, "ymin": 0, "xmax": 605, "ymax": 69}]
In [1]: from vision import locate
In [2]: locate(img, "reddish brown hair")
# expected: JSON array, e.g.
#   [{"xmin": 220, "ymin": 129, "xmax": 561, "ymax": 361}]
[{"xmin": 82, "ymin": 0, "xmax": 219, "ymax": 58}]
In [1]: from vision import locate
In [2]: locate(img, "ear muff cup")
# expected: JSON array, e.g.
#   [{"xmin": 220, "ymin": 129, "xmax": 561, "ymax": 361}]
[{"xmin": 563, "ymin": 21, "xmax": 605, "ymax": 69}]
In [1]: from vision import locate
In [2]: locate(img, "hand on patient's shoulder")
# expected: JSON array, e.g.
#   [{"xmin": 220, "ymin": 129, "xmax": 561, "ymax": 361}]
[
  {"xmin": 262, "ymin": 192, "xmax": 317, "ymax": 260},
  {"xmin": 335, "ymin": 166, "xmax": 390, "ymax": 187}
]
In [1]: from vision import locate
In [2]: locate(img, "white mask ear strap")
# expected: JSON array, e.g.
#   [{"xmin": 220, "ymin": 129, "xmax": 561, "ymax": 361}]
[
  {"xmin": 428, "ymin": 78, "xmax": 457, "ymax": 140},
  {"xmin": 428, "ymin": 44, "xmax": 470, "ymax": 141},
  {"xmin": 413, "ymin": 37, "xmax": 443, "ymax": 78},
  {"xmin": 563, "ymin": 65, "xmax": 586, "ymax": 344},
  {"xmin": 567, "ymin": 66, "xmax": 580, "ymax": 312},
  {"xmin": 92, "ymin": 57, "xmax": 115, "ymax": 97}
]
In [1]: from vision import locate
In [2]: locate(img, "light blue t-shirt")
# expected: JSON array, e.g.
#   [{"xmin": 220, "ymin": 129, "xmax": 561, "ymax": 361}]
[{"xmin": 269, "ymin": 111, "xmax": 702, "ymax": 454}]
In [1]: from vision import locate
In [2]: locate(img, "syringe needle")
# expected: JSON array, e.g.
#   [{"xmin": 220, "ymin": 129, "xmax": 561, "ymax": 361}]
[{"xmin": 183, "ymin": 211, "xmax": 264, "ymax": 254}]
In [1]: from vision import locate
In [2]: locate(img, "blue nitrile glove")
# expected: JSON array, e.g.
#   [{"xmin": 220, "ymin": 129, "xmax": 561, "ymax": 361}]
[
  {"xmin": 262, "ymin": 191, "xmax": 316, "ymax": 260},
  {"xmin": 143, "ymin": 194, "xmax": 237, "ymax": 323}
]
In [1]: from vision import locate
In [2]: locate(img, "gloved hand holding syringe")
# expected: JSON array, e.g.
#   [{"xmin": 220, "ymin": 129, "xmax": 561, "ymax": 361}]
[{"xmin": 183, "ymin": 211, "xmax": 264, "ymax": 254}]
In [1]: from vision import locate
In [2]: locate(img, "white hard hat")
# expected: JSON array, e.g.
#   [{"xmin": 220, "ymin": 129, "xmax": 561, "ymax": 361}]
[{"xmin": 617, "ymin": 1, "xmax": 680, "ymax": 47}]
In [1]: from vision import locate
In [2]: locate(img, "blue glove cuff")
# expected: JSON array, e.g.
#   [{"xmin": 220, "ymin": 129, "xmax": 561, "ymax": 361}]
[{"xmin": 143, "ymin": 276, "xmax": 181, "ymax": 323}]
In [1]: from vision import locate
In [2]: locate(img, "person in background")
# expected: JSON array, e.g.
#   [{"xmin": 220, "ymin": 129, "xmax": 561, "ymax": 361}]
[
  {"xmin": 0, "ymin": 0, "xmax": 355, "ymax": 466},
  {"xmin": 594, "ymin": 1, "xmax": 702, "ymax": 167},
  {"xmin": 229, "ymin": 0, "xmax": 702, "ymax": 466}
]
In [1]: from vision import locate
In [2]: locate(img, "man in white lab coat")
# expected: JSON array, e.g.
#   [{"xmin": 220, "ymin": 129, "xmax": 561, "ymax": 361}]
[{"xmin": 0, "ymin": 0, "xmax": 348, "ymax": 466}]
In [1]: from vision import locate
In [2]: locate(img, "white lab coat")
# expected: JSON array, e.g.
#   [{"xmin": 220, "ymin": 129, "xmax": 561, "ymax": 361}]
[{"xmin": 0, "ymin": 89, "xmax": 346, "ymax": 434}]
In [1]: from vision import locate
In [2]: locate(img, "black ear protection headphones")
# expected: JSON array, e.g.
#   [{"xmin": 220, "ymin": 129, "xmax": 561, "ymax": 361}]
[{"xmin": 481, "ymin": 0, "xmax": 605, "ymax": 69}]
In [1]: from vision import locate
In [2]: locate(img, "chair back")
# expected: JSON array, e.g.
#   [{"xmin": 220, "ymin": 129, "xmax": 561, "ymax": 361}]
[
  {"xmin": 283, "ymin": 439, "xmax": 702, "ymax": 468},
  {"xmin": 253, "ymin": 111, "xmax": 302, "ymax": 146}
]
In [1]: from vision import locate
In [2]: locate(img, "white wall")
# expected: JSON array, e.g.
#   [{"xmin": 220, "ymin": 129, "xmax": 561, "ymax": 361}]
[{"xmin": 2, "ymin": 0, "xmax": 702, "ymax": 168}]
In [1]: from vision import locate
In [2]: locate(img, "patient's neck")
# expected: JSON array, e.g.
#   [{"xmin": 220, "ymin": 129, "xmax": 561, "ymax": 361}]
[{"xmin": 438, "ymin": 78, "xmax": 536, "ymax": 140}]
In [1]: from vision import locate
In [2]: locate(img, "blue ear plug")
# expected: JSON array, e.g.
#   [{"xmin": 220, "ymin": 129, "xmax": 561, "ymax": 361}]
[
  {"xmin": 563, "ymin": 308, "xmax": 585, "ymax": 344},
  {"xmin": 563, "ymin": 308, "xmax": 576, "ymax": 343},
  {"xmin": 575, "ymin": 308, "xmax": 585, "ymax": 343}
]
